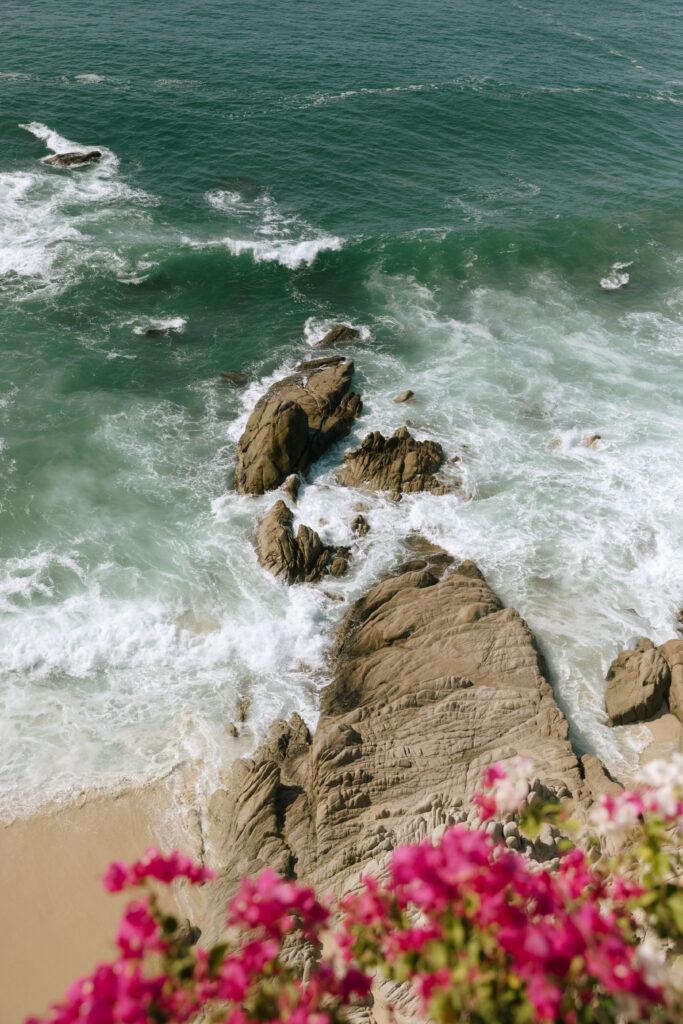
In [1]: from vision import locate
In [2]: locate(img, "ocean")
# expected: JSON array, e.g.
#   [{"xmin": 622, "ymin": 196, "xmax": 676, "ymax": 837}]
[{"xmin": 1, "ymin": 0, "xmax": 682, "ymax": 820}]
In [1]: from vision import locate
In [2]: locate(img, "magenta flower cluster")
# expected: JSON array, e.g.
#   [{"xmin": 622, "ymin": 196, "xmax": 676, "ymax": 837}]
[
  {"xmin": 340, "ymin": 826, "xmax": 661, "ymax": 1022},
  {"xmin": 26, "ymin": 758, "xmax": 681, "ymax": 1024}
]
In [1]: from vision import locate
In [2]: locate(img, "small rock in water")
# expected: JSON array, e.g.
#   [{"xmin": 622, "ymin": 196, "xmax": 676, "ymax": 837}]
[
  {"xmin": 393, "ymin": 389, "xmax": 414, "ymax": 404},
  {"xmin": 338, "ymin": 425, "xmax": 448, "ymax": 495},
  {"xmin": 220, "ymin": 370, "xmax": 249, "ymax": 386},
  {"xmin": 351, "ymin": 514, "xmax": 369, "ymax": 537},
  {"xmin": 44, "ymin": 150, "xmax": 102, "ymax": 168},
  {"xmin": 315, "ymin": 323, "xmax": 360, "ymax": 348},
  {"xmin": 584, "ymin": 433, "xmax": 602, "ymax": 449}
]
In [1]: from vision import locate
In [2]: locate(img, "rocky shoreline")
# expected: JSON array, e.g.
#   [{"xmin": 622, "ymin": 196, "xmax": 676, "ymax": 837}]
[{"xmin": 204, "ymin": 326, "xmax": 682, "ymax": 946}]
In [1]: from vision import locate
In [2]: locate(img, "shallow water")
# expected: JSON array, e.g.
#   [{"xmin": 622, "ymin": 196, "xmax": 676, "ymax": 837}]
[{"xmin": 1, "ymin": 0, "xmax": 682, "ymax": 819}]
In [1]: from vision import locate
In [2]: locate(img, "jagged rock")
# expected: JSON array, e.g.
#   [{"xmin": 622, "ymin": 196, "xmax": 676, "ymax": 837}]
[
  {"xmin": 235, "ymin": 358, "xmax": 361, "ymax": 494},
  {"xmin": 315, "ymin": 324, "xmax": 360, "ymax": 348},
  {"xmin": 338, "ymin": 427, "xmax": 447, "ymax": 495},
  {"xmin": 220, "ymin": 370, "xmax": 249, "ymax": 386},
  {"xmin": 255, "ymin": 501, "xmax": 334, "ymax": 584},
  {"xmin": 205, "ymin": 548, "xmax": 590, "ymax": 943},
  {"xmin": 283, "ymin": 474, "xmax": 300, "ymax": 503},
  {"xmin": 605, "ymin": 639, "xmax": 671, "ymax": 726},
  {"xmin": 351, "ymin": 514, "xmax": 369, "ymax": 537},
  {"xmin": 44, "ymin": 150, "xmax": 102, "ymax": 167},
  {"xmin": 393, "ymin": 390, "xmax": 414, "ymax": 404},
  {"xmin": 329, "ymin": 555, "xmax": 348, "ymax": 578}
]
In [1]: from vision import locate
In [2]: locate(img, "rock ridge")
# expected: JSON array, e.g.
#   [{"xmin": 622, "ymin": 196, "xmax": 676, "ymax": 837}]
[{"xmin": 206, "ymin": 543, "xmax": 606, "ymax": 944}]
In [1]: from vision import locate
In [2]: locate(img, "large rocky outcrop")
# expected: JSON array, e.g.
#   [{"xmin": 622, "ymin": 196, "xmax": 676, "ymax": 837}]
[
  {"xmin": 604, "ymin": 637, "xmax": 683, "ymax": 726},
  {"xmin": 255, "ymin": 500, "xmax": 342, "ymax": 584},
  {"xmin": 338, "ymin": 426, "xmax": 447, "ymax": 496},
  {"xmin": 235, "ymin": 357, "xmax": 361, "ymax": 495},
  {"xmin": 206, "ymin": 546, "xmax": 600, "ymax": 941}
]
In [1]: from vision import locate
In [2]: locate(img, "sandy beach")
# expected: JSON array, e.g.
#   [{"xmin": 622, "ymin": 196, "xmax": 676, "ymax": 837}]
[{"xmin": 0, "ymin": 768, "xmax": 209, "ymax": 1023}]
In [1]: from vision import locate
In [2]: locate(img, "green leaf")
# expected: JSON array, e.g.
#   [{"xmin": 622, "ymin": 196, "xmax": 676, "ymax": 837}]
[{"xmin": 208, "ymin": 943, "xmax": 229, "ymax": 976}]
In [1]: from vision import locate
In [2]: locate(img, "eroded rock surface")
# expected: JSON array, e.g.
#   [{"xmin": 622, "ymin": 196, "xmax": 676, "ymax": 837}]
[
  {"xmin": 206, "ymin": 546, "xmax": 599, "ymax": 941},
  {"xmin": 255, "ymin": 500, "xmax": 340, "ymax": 584},
  {"xmin": 338, "ymin": 426, "xmax": 447, "ymax": 495},
  {"xmin": 604, "ymin": 638, "xmax": 678, "ymax": 726},
  {"xmin": 235, "ymin": 357, "xmax": 361, "ymax": 495}
]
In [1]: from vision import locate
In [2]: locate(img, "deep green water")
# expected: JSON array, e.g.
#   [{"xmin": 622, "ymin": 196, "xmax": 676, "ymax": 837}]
[{"xmin": 1, "ymin": 0, "xmax": 682, "ymax": 817}]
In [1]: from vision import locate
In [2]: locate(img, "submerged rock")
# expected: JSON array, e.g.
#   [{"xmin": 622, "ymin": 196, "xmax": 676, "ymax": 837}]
[
  {"xmin": 235, "ymin": 357, "xmax": 361, "ymax": 494},
  {"xmin": 220, "ymin": 370, "xmax": 249, "ymax": 386},
  {"xmin": 338, "ymin": 426, "xmax": 447, "ymax": 495},
  {"xmin": 255, "ymin": 500, "xmax": 337, "ymax": 584},
  {"xmin": 44, "ymin": 150, "xmax": 102, "ymax": 168},
  {"xmin": 315, "ymin": 324, "xmax": 360, "ymax": 348}
]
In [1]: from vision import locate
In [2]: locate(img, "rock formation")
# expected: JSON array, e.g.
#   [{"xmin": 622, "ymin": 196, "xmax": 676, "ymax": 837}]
[
  {"xmin": 604, "ymin": 637, "xmax": 683, "ymax": 726},
  {"xmin": 44, "ymin": 150, "xmax": 102, "ymax": 167},
  {"xmin": 255, "ymin": 500, "xmax": 343, "ymax": 584},
  {"xmin": 235, "ymin": 357, "xmax": 361, "ymax": 495},
  {"xmin": 338, "ymin": 426, "xmax": 447, "ymax": 495},
  {"xmin": 393, "ymin": 390, "xmax": 414, "ymax": 404},
  {"xmin": 205, "ymin": 545, "xmax": 605, "ymax": 943},
  {"xmin": 315, "ymin": 324, "xmax": 360, "ymax": 347}
]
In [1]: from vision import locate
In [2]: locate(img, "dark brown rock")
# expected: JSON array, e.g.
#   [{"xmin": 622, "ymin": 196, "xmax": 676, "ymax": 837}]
[
  {"xmin": 604, "ymin": 639, "xmax": 671, "ymax": 726},
  {"xmin": 255, "ymin": 501, "xmax": 334, "ymax": 584},
  {"xmin": 338, "ymin": 426, "xmax": 447, "ymax": 495},
  {"xmin": 44, "ymin": 150, "xmax": 102, "ymax": 168},
  {"xmin": 235, "ymin": 358, "xmax": 361, "ymax": 495},
  {"xmin": 220, "ymin": 370, "xmax": 249, "ymax": 386},
  {"xmin": 315, "ymin": 324, "xmax": 360, "ymax": 348}
]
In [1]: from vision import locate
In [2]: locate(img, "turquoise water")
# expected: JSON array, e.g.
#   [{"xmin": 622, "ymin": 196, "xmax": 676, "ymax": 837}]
[{"xmin": 1, "ymin": 0, "xmax": 682, "ymax": 818}]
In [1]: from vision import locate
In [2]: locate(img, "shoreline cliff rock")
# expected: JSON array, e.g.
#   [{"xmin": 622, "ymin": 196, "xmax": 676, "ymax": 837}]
[{"xmin": 204, "ymin": 542, "xmax": 612, "ymax": 946}]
